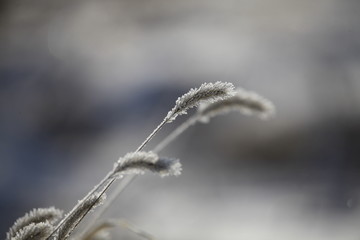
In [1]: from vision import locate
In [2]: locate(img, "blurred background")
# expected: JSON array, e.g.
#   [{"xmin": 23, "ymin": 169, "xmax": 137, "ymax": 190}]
[{"xmin": 1, "ymin": 0, "xmax": 360, "ymax": 239}]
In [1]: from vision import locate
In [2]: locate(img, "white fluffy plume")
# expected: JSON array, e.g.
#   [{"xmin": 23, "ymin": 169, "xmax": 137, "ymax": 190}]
[
  {"xmin": 6, "ymin": 207, "xmax": 63, "ymax": 240},
  {"xmin": 166, "ymin": 81, "xmax": 235, "ymax": 122},
  {"xmin": 198, "ymin": 88, "xmax": 275, "ymax": 122},
  {"xmin": 13, "ymin": 222, "xmax": 53, "ymax": 240},
  {"xmin": 113, "ymin": 151, "xmax": 182, "ymax": 177}
]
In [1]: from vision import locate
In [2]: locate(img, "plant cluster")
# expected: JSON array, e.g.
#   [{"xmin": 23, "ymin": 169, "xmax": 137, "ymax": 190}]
[{"xmin": 5, "ymin": 82, "xmax": 274, "ymax": 240}]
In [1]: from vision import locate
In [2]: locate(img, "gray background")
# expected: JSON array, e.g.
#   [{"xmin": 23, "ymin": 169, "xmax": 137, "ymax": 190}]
[{"xmin": 1, "ymin": 0, "xmax": 360, "ymax": 239}]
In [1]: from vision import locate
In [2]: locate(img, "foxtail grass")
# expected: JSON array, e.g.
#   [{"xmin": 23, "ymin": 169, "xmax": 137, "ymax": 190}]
[{"xmin": 6, "ymin": 82, "xmax": 275, "ymax": 240}]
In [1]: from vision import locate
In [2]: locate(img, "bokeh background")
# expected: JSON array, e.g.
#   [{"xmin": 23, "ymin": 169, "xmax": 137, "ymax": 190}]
[{"xmin": 1, "ymin": 0, "xmax": 360, "ymax": 239}]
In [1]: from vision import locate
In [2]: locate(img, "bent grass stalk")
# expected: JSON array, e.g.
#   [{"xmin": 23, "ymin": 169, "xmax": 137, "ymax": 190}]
[
  {"xmin": 10, "ymin": 82, "xmax": 277, "ymax": 240},
  {"xmin": 7, "ymin": 82, "xmax": 277, "ymax": 240},
  {"xmin": 81, "ymin": 117, "xmax": 198, "ymax": 233},
  {"xmin": 48, "ymin": 118, "xmax": 168, "ymax": 240},
  {"xmin": 44, "ymin": 82, "xmax": 235, "ymax": 240},
  {"xmin": 85, "ymin": 115, "xmax": 203, "ymax": 228},
  {"xmin": 83, "ymin": 87, "xmax": 275, "ymax": 234},
  {"xmin": 50, "ymin": 117, "xmax": 170, "ymax": 239}
]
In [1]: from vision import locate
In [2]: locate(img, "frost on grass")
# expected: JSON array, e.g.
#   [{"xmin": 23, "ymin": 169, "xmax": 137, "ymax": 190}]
[
  {"xmin": 12, "ymin": 222, "xmax": 54, "ymax": 240},
  {"xmin": 166, "ymin": 81, "xmax": 235, "ymax": 122},
  {"xmin": 198, "ymin": 88, "xmax": 275, "ymax": 123},
  {"xmin": 57, "ymin": 193, "xmax": 106, "ymax": 240},
  {"xmin": 6, "ymin": 207, "xmax": 63, "ymax": 240},
  {"xmin": 113, "ymin": 151, "xmax": 182, "ymax": 177}
]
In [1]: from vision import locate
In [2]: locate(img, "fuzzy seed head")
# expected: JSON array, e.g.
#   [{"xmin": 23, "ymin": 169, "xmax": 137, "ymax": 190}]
[
  {"xmin": 6, "ymin": 207, "xmax": 63, "ymax": 240},
  {"xmin": 198, "ymin": 88, "xmax": 275, "ymax": 122},
  {"xmin": 113, "ymin": 151, "xmax": 181, "ymax": 177},
  {"xmin": 57, "ymin": 193, "xmax": 106, "ymax": 240},
  {"xmin": 166, "ymin": 82, "xmax": 235, "ymax": 122},
  {"xmin": 12, "ymin": 222, "xmax": 53, "ymax": 240}
]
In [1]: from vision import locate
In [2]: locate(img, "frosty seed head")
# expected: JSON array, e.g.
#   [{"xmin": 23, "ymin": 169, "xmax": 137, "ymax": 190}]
[
  {"xmin": 166, "ymin": 82, "xmax": 235, "ymax": 122},
  {"xmin": 113, "ymin": 151, "xmax": 182, "ymax": 177},
  {"xmin": 198, "ymin": 88, "xmax": 275, "ymax": 123}
]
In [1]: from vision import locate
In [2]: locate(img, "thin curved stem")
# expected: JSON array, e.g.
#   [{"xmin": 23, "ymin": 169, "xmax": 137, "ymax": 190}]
[
  {"xmin": 136, "ymin": 117, "xmax": 169, "ymax": 152},
  {"xmin": 47, "ymin": 115, "xmax": 171, "ymax": 240},
  {"xmin": 82, "ymin": 115, "xmax": 200, "ymax": 232},
  {"xmin": 153, "ymin": 115, "xmax": 198, "ymax": 153},
  {"xmin": 47, "ymin": 171, "xmax": 114, "ymax": 239},
  {"xmin": 62, "ymin": 178, "xmax": 116, "ymax": 239},
  {"xmin": 78, "ymin": 175, "xmax": 135, "ymax": 237}
]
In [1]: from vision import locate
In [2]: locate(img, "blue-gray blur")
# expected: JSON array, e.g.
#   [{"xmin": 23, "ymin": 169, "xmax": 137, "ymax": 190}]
[{"xmin": 1, "ymin": 0, "xmax": 360, "ymax": 239}]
